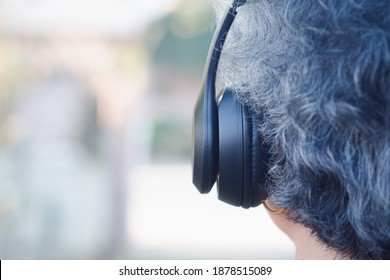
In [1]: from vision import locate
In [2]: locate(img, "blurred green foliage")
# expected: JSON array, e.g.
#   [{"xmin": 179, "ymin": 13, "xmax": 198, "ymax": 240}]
[
  {"xmin": 147, "ymin": 1, "xmax": 213, "ymax": 160},
  {"xmin": 151, "ymin": 118, "xmax": 191, "ymax": 160}
]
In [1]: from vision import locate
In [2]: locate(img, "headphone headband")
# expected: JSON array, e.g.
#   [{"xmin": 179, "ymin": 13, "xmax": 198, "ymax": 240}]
[
  {"xmin": 192, "ymin": 0, "xmax": 268, "ymax": 208},
  {"xmin": 192, "ymin": 1, "xmax": 245, "ymax": 193}
]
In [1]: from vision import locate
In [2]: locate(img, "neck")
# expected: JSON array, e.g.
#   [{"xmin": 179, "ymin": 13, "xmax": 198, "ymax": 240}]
[
  {"xmin": 264, "ymin": 199, "xmax": 350, "ymax": 260},
  {"xmin": 292, "ymin": 226, "xmax": 347, "ymax": 260}
]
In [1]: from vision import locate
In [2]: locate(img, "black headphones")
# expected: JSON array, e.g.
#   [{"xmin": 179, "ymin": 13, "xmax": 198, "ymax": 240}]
[{"xmin": 192, "ymin": 0, "xmax": 271, "ymax": 209}]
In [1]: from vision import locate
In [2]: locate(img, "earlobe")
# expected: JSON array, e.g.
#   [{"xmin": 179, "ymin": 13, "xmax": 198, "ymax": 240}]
[{"xmin": 263, "ymin": 199, "xmax": 284, "ymax": 215}]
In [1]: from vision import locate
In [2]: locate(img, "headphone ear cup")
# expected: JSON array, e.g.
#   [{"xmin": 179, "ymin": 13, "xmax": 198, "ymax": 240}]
[{"xmin": 218, "ymin": 89, "xmax": 269, "ymax": 208}]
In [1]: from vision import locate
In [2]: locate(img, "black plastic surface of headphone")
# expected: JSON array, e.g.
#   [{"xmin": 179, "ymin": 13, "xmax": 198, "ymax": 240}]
[
  {"xmin": 192, "ymin": 1, "xmax": 242, "ymax": 194},
  {"xmin": 192, "ymin": 0, "xmax": 269, "ymax": 208}
]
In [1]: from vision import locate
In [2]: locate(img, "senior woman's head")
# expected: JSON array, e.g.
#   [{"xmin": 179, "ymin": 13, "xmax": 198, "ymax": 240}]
[{"xmin": 200, "ymin": 0, "xmax": 389, "ymax": 259}]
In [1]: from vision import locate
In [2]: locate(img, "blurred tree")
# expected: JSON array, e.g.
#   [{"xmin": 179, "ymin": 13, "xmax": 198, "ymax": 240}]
[{"xmin": 145, "ymin": 0, "xmax": 213, "ymax": 160}]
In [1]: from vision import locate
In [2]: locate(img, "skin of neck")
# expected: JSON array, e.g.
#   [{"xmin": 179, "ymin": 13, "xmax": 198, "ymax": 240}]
[
  {"xmin": 290, "ymin": 223, "xmax": 347, "ymax": 260},
  {"xmin": 264, "ymin": 199, "xmax": 348, "ymax": 260}
]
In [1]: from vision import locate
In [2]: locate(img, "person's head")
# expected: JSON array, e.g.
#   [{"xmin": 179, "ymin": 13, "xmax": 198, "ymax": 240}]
[{"xmin": 211, "ymin": 0, "xmax": 390, "ymax": 259}]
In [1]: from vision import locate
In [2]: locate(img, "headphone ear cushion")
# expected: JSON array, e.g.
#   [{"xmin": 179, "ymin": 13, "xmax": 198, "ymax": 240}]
[
  {"xmin": 250, "ymin": 115, "xmax": 269, "ymax": 204},
  {"xmin": 241, "ymin": 103, "xmax": 268, "ymax": 208},
  {"xmin": 218, "ymin": 89, "xmax": 269, "ymax": 208},
  {"xmin": 218, "ymin": 89, "xmax": 245, "ymax": 207}
]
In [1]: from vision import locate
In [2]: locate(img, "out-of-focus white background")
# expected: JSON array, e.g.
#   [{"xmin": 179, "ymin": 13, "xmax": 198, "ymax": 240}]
[{"xmin": 0, "ymin": 0, "xmax": 294, "ymax": 259}]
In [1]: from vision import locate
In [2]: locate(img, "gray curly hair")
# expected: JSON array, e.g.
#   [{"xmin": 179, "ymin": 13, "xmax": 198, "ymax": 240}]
[{"xmin": 215, "ymin": 0, "xmax": 390, "ymax": 259}]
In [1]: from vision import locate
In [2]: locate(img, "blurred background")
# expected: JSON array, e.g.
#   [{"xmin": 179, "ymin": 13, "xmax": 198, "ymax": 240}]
[{"xmin": 0, "ymin": 0, "xmax": 294, "ymax": 259}]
